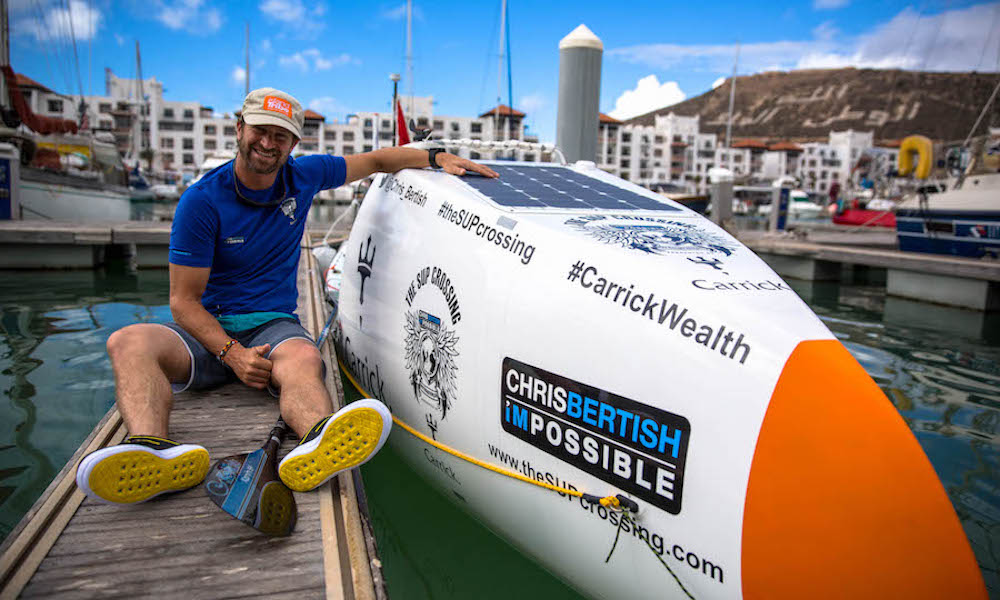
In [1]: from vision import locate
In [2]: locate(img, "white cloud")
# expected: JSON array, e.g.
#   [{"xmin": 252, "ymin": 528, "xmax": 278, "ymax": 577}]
[
  {"xmin": 309, "ymin": 97, "xmax": 349, "ymax": 118},
  {"xmin": 156, "ymin": 0, "xmax": 223, "ymax": 33},
  {"xmin": 608, "ymin": 75, "xmax": 686, "ymax": 120},
  {"xmin": 16, "ymin": 0, "xmax": 101, "ymax": 42},
  {"xmin": 380, "ymin": 3, "xmax": 423, "ymax": 20},
  {"xmin": 114, "ymin": 33, "xmax": 126, "ymax": 46},
  {"xmin": 232, "ymin": 66, "xmax": 247, "ymax": 84},
  {"xmin": 519, "ymin": 93, "xmax": 546, "ymax": 114},
  {"xmin": 608, "ymin": 3, "xmax": 1000, "ymax": 77},
  {"xmin": 260, "ymin": 0, "xmax": 305, "ymax": 22},
  {"xmin": 279, "ymin": 49, "xmax": 359, "ymax": 72},
  {"xmin": 711, "ymin": 76, "xmax": 726, "ymax": 89},
  {"xmin": 259, "ymin": 0, "xmax": 326, "ymax": 36},
  {"xmin": 813, "ymin": 0, "xmax": 849, "ymax": 10}
]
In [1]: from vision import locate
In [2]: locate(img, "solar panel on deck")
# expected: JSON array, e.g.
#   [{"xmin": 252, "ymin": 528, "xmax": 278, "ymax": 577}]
[{"xmin": 461, "ymin": 164, "xmax": 680, "ymax": 212}]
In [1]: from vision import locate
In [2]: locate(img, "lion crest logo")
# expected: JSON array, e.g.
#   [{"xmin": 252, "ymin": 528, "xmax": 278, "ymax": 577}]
[{"xmin": 404, "ymin": 310, "xmax": 459, "ymax": 439}]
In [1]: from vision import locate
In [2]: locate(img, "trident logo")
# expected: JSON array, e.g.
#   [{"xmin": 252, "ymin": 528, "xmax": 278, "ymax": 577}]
[{"xmin": 358, "ymin": 235, "xmax": 376, "ymax": 305}]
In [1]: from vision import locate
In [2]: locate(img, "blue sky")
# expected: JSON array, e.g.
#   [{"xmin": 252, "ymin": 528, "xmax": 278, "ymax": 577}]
[{"xmin": 10, "ymin": 0, "xmax": 1000, "ymax": 143}]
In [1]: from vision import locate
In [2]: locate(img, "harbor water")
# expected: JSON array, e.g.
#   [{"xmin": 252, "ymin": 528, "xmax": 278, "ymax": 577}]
[{"xmin": 0, "ymin": 268, "xmax": 997, "ymax": 597}]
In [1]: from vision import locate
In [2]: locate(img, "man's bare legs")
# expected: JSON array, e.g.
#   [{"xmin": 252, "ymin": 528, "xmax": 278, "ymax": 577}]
[
  {"xmin": 268, "ymin": 339, "xmax": 333, "ymax": 437},
  {"xmin": 106, "ymin": 324, "xmax": 192, "ymax": 438}
]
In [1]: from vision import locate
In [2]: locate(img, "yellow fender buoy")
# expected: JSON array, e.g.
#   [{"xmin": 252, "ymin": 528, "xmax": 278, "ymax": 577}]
[{"xmin": 898, "ymin": 135, "xmax": 933, "ymax": 179}]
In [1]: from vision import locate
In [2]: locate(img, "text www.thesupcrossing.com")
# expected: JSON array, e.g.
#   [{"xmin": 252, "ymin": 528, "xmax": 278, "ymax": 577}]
[{"xmin": 487, "ymin": 444, "xmax": 725, "ymax": 584}]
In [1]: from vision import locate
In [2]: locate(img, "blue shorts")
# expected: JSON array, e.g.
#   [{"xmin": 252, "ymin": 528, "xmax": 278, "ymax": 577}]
[{"xmin": 164, "ymin": 317, "xmax": 323, "ymax": 395}]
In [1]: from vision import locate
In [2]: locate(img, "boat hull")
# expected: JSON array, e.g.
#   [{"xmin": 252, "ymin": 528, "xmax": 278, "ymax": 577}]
[
  {"xmin": 19, "ymin": 174, "xmax": 130, "ymax": 221},
  {"xmin": 832, "ymin": 208, "xmax": 896, "ymax": 227},
  {"xmin": 333, "ymin": 162, "xmax": 985, "ymax": 599}
]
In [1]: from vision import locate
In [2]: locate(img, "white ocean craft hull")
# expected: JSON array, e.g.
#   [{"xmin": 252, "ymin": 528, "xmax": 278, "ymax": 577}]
[
  {"xmin": 331, "ymin": 160, "xmax": 984, "ymax": 600},
  {"xmin": 19, "ymin": 179, "xmax": 130, "ymax": 221}
]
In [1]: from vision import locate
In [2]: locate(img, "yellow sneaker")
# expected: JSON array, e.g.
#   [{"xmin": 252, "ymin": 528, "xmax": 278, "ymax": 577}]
[
  {"xmin": 75, "ymin": 436, "xmax": 209, "ymax": 504},
  {"xmin": 278, "ymin": 400, "xmax": 392, "ymax": 492}
]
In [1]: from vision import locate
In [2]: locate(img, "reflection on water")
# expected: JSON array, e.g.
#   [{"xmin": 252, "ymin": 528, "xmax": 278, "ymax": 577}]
[
  {"xmin": 0, "ymin": 269, "xmax": 996, "ymax": 596},
  {"xmin": 0, "ymin": 269, "xmax": 171, "ymax": 541}
]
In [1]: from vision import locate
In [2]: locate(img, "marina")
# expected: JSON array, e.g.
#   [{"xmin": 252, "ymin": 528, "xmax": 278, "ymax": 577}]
[{"xmin": 2, "ymin": 0, "xmax": 999, "ymax": 597}]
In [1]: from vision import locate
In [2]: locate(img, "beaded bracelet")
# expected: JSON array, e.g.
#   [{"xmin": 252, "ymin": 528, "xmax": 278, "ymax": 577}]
[{"xmin": 218, "ymin": 339, "xmax": 237, "ymax": 363}]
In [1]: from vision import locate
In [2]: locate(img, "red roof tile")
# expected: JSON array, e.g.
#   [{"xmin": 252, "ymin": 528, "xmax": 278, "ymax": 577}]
[
  {"xmin": 303, "ymin": 109, "xmax": 325, "ymax": 121},
  {"xmin": 768, "ymin": 141, "xmax": 803, "ymax": 152},
  {"xmin": 599, "ymin": 112, "xmax": 622, "ymax": 124},
  {"xmin": 731, "ymin": 139, "xmax": 768, "ymax": 149},
  {"xmin": 479, "ymin": 104, "xmax": 525, "ymax": 118},
  {"xmin": 14, "ymin": 72, "xmax": 54, "ymax": 94}
]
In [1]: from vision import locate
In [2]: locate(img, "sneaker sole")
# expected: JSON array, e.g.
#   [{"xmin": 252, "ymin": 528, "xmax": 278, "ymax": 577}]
[
  {"xmin": 76, "ymin": 444, "xmax": 210, "ymax": 504},
  {"xmin": 279, "ymin": 399, "xmax": 392, "ymax": 492}
]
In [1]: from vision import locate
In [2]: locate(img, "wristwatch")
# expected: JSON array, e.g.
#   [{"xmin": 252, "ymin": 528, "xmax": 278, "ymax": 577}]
[{"xmin": 428, "ymin": 147, "xmax": 445, "ymax": 169}]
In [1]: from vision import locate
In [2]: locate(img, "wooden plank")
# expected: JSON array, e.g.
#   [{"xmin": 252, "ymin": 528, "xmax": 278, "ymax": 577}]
[{"xmin": 0, "ymin": 406, "xmax": 126, "ymax": 599}]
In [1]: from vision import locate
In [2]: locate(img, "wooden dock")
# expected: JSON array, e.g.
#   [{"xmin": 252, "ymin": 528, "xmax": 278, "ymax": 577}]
[
  {"xmin": 739, "ymin": 227, "xmax": 1000, "ymax": 312},
  {"xmin": 0, "ymin": 242, "xmax": 386, "ymax": 599}
]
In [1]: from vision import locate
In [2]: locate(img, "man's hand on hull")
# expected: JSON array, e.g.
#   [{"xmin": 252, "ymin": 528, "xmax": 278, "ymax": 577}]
[
  {"xmin": 226, "ymin": 343, "xmax": 273, "ymax": 389},
  {"xmin": 436, "ymin": 153, "xmax": 499, "ymax": 178}
]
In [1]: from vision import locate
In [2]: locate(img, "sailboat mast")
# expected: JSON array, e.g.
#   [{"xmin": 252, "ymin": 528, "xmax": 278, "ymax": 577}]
[
  {"xmin": 245, "ymin": 22, "xmax": 250, "ymax": 97},
  {"xmin": 506, "ymin": 2, "xmax": 513, "ymax": 142},
  {"xmin": 405, "ymin": 0, "xmax": 413, "ymax": 117},
  {"xmin": 724, "ymin": 43, "xmax": 739, "ymax": 167},
  {"xmin": 0, "ymin": 0, "xmax": 8, "ymax": 107},
  {"xmin": 496, "ymin": 0, "xmax": 505, "ymax": 143}
]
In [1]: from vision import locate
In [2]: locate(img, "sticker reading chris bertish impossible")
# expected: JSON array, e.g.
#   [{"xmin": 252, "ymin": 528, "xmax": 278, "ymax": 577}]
[{"xmin": 500, "ymin": 358, "xmax": 690, "ymax": 514}]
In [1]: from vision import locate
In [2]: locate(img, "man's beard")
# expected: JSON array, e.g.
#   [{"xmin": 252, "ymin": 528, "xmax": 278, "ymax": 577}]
[{"xmin": 237, "ymin": 136, "xmax": 286, "ymax": 175}]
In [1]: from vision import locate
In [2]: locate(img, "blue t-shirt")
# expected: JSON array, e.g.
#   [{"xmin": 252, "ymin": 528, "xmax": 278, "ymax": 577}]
[{"xmin": 169, "ymin": 154, "xmax": 347, "ymax": 319}]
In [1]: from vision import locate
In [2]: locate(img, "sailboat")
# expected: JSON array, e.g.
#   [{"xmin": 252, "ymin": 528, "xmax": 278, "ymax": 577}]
[{"xmin": 0, "ymin": 8, "xmax": 130, "ymax": 222}]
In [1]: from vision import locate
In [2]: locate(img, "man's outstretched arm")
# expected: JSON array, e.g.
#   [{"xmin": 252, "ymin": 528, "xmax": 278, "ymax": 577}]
[{"xmin": 344, "ymin": 147, "xmax": 498, "ymax": 184}]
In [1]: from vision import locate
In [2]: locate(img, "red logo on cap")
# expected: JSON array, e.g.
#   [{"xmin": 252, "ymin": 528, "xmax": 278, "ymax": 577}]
[{"xmin": 262, "ymin": 96, "xmax": 292, "ymax": 118}]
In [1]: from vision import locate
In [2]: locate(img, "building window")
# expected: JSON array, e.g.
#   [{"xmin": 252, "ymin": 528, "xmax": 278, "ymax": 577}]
[
  {"xmin": 471, "ymin": 123, "xmax": 482, "ymax": 134},
  {"xmin": 161, "ymin": 138, "xmax": 174, "ymax": 149},
  {"xmin": 183, "ymin": 153, "xmax": 194, "ymax": 165},
  {"xmin": 224, "ymin": 126, "xmax": 236, "ymax": 136},
  {"xmin": 225, "ymin": 141, "xmax": 235, "ymax": 150},
  {"xmin": 204, "ymin": 125, "xmax": 216, "ymax": 135},
  {"xmin": 379, "ymin": 132, "xmax": 392, "ymax": 140},
  {"xmin": 99, "ymin": 103, "xmax": 111, "ymax": 113},
  {"xmin": 364, "ymin": 145, "xmax": 372, "ymax": 152},
  {"xmin": 99, "ymin": 120, "xmax": 112, "ymax": 129},
  {"xmin": 470, "ymin": 152, "xmax": 480, "ymax": 159},
  {"xmin": 381, "ymin": 119, "xmax": 390, "ymax": 129},
  {"xmin": 47, "ymin": 99, "xmax": 64, "ymax": 113},
  {"xmin": 622, "ymin": 133, "xmax": 631, "ymax": 143},
  {"xmin": 326, "ymin": 130, "xmax": 337, "ymax": 140},
  {"xmin": 343, "ymin": 145, "xmax": 354, "ymax": 154},
  {"xmin": 183, "ymin": 109, "xmax": 194, "ymax": 119},
  {"xmin": 182, "ymin": 138, "xmax": 194, "ymax": 150},
  {"xmin": 164, "ymin": 108, "xmax": 175, "ymax": 118},
  {"xmin": 417, "ymin": 117, "xmax": 429, "ymax": 127},
  {"xmin": 433, "ymin": 120, "xmax": 444, "ymax": 130},
  {"xmin": 204, "ymin": 139, "xmax": 216, "ymax": 150},
  {"xmin": 342, "ymin": 131, "xmax": 354, "ymax": 141},
  {"xmin": 364, "ymin": 119, "xmax": 373, "ymax": 128},
  {"xmin": 524, "ymin": 153, "xmax": 535, "ymax": 162}
]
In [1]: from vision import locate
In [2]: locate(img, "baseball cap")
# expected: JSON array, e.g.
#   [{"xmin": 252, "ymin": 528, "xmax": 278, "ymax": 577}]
[{"xmin": 240, "ymin": 88, "xmax": 304, "ymax": 139}]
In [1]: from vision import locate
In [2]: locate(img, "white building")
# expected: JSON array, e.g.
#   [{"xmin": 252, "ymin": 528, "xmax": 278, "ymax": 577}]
[{"xmin": 16, "ymin": 69, "xmax": 887, "ymax": 195}]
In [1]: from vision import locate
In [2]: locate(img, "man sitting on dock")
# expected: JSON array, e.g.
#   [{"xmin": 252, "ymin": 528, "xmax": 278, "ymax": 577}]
[{"xmin": 75, "ymin": 87, "xmax": 498, "ymax": 505}]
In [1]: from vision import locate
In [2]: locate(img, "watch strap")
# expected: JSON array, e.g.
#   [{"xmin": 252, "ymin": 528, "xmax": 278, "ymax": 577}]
[{"xmin": 428, "ymin": 148, "xmax": 445, "ymax": 169}]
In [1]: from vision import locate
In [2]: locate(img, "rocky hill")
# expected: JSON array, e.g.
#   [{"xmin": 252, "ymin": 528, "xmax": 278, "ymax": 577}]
[{"xmin": 624, "ymin": 68, "xmax": 999, "ymax": 143}]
